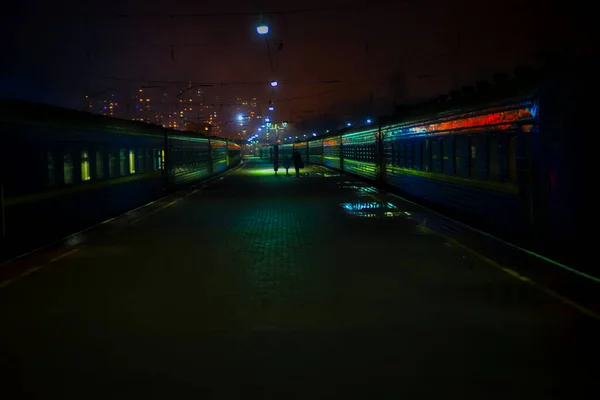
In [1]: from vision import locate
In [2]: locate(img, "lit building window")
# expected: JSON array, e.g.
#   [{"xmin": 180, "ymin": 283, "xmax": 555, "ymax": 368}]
[{"xmin": 81, "ymin": 150, "xmax": 91, "ymax": 181}]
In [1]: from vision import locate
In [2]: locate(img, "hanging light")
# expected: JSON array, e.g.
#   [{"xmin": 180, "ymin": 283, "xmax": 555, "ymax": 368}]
[{"xmin": 256, "ymin": 19, "xmax": 269, "ymax": 35}]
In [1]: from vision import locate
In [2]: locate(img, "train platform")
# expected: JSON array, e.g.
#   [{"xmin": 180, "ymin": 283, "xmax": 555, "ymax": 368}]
[{"xmin": 0, "ymin": 156, "xmax": 598, "ymax": 399}]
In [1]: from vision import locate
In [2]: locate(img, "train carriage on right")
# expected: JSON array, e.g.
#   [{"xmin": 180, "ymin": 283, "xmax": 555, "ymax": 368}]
[
  {"xmin": 382, "ymin": 99, "xmax": 537, "ymax": 236},
  {"xmin": 380, "ymin": 71, "xmax": 578, "ymax": 265}
]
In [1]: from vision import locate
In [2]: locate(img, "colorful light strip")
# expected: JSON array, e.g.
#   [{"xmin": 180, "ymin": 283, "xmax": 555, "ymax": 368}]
[{"xmin": 388, "ymin": 107, "xmax": 536, "ymax": 136}]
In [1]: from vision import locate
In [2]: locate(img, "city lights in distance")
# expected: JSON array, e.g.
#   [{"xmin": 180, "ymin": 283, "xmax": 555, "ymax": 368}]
[
  {"xmin": 347, "ymin": 122, "xmax": 352, "ymax": 127},
  {"xmin": 312, "ymin": 133, "xmax": 317, "ymax": 136},
  {"xmin": 237, "ymin": 114, "xmax": 244, "ymax": 121},
  {"xmin": 366, "ymin": 118, "xmax": 372, "ymax": 124},
  {"xmin": 258, "ymin": 128, "xmax": 262, "ymax": 131},
  {"xmin": 270, "ymin": 80, "xmax": 279, "ymax": 87},
  {"xmin": 268, "ymin": 105, "xmax": 274, "ymax": 111},
  {"xmin": 265, "ymin": 117, "xmax": 271, "ymax": 122}
]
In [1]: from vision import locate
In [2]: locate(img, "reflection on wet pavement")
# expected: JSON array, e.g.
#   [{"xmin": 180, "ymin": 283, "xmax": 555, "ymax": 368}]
[
  {"xmin": 338, "ymin": 181, "xmax": 378, "ymax": 196},
  {"xmin": 62, "ymin": 233, "xmax": 88, "ymax": 248},
  {"xmin": 341, "ymin": 201, "xmax": 407, "ymax": 218}
]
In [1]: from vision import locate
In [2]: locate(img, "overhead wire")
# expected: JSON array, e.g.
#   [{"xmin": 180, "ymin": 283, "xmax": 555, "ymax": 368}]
[
  {"xmin": 17, "ymin": 2, "xmax": 384, "ymax": 18},
  {"xmin": 98, "ymin": 76, "xmax": 347, "ymax": 86}
]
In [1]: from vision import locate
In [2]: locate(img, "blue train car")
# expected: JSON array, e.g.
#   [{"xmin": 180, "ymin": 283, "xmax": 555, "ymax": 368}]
[
  {"xmin": 308, "ymin": 139, "xmax": 324, "ymax": 165},
  {"xmin": 0, "ymin": 101, "xmax": 241, "ymax": 261},
  {"xmin": 381, "ymin": 100, "xmax": 536, "ymax": 235},
  {"xmin": 168, "ymin": 134, "xmax": 211, "ymax": 187},
  {"xmin": 323, "ymin": 136, "xmax": 342, "ymax": 169},
  {"xmin": 342, "ymin": 129, "xmax": 379, "ymax": 180},
  {"xmin": 286, "ymin": 69, "xmax": 575, "ymax": 266}
]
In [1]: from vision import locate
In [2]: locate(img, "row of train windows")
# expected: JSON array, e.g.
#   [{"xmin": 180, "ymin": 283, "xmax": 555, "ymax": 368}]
[
  {"xmin": 47, "ymin": 149, "xmax": 164, "ymax": 187},
  {"xmin": 343, "ymin": 144, "xmax": 376, "ymax": 162},
  {"xmin": 169, "ymin": 148, "xmax": 210, "ymax": 164},
  {"xmin": 389, "ymin": 134, "xmax": 517, "ymax": 183}
]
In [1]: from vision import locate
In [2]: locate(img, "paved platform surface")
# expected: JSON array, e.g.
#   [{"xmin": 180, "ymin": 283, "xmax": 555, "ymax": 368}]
[{"xmin": 0, "ymin": 157, "xmax": 598, "ymax": 399}]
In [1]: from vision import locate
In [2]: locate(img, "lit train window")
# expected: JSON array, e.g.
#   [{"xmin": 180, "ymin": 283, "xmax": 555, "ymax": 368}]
[
  {"xmin": 412, "ymin": 142, "xmax": 418, "ymax": 169},
  {"xmin": 63, "ymin": 153, "xmax": 73, "ymax": 184},
  {"xmin": 442, "ymin": 137, "xmax": 454, "ymax": 175},
  {"xmin": 81, "ymin": 150, "xmax": 91, "ymax": 181},
  {"xmin": 507, "ymin": 136, "xmax": 517, "ymax": 183},
  {"xmin": 146, "ymin": 149, "xmax": 154, "ymax": 171},
  {"xmin": 161, "ymin": 150, "xmax": 165, "ymax": 170},
  {"xmin": 455, "ymin": 136, "xmax": 468, "ymax": 177},
  {"xmin": 129, "ymin": 150, "xmax": 136, "ymax": 174},
  {"xmin": 119, "ymin": 149, "xmax": 127, "ymax": 176},
  {"xmin": 137, "ymin": 148, "xmax": 145, "ymax": 173},
  {"xmin": 47, "ymin": 152, "xmax": 55, "ymax": 187},
  {"xmin": 469, "ymin": 137, "xmax": 478, "ymax": 178},
  {"xmin": 96, "ymin": 151, "xmax": 104, "ymax": 179},
  {"xmin": 488, "ymin": 136, "xmax": 501, "ymax": 181},
  {"xmin": 421, "ymin": 140, "xmax": 430, "ymax": 172},
  {"xmin": 398, "ymin": 142, "xmax": 405, "ymax": 167},
  {"xmin": 432, "ymin": 139, "xmax": 442, "ymax": 173},
  {"xmin": 109, "ymin": 152, "xmax": 117, "ymax": 178}
]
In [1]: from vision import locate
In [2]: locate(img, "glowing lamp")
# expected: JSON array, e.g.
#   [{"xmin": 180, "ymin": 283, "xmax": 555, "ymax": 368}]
[{"xmin": 256, "ymin": 24, "xmax": 269, "ymax": 35}]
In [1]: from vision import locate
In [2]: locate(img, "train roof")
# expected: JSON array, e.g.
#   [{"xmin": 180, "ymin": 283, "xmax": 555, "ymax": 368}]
[
  {"xmin": 311, "ymin": 70, "xmax": 541, "ymax": 142},
  {"xmin": 388, "ymin": 74, "xmax": 539, "ymax": 125}
]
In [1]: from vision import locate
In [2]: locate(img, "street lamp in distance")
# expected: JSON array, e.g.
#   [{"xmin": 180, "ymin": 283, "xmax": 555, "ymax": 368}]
[{"xmin": 257, "ymin": 23, "xmax": 269, "ymax": 35}]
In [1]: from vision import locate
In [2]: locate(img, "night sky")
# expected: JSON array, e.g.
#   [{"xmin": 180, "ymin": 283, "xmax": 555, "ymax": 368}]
[{"xmin": 1, "ymin": 0, "xmax": 578, "ymax": 130}]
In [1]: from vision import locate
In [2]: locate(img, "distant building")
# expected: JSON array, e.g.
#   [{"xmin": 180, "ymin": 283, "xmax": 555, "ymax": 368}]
[
  {"xmin": 84, "ymin": 93, "xmax": 120, "ymax": 118},
  {"xmin": 184, "ymin": 122, "xmax": 212, "ymax": 135}
]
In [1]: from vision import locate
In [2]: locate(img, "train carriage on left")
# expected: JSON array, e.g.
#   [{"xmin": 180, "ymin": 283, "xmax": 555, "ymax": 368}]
[{"xmin": 0, "ymin": 100, "xmax": 167, "ymax": 261}]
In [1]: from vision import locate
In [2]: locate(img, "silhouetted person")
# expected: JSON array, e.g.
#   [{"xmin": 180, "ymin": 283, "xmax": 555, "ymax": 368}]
[
  {"xmin": 292, "ymin": 150, "xmax": 304, "ymax": 177},
  {"xmin": 273, "ymin": 144, "xmax": 279, "ymax": 175},
  {"xmin": 283, "ymin": 156, "xmax": 292, "ymax": 176}
]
